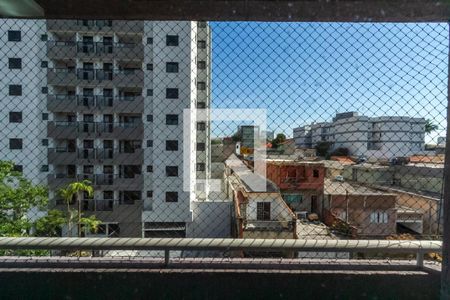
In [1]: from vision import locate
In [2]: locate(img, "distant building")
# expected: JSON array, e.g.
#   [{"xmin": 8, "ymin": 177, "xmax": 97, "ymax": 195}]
[
  {"xmin": 255, "ymin": 159, "xmax": 325, "ymax": 215},
  {"xmin": 323, "ymin": 179, "xmax": 398, "ymax": 237},
  {"xmin": 277, "ymin": 138, "xmax": 296, "ymax": 155},
  {"xmin": 293, "ymin": 112, "xmax": 426, "ymax": 159},
  {"xmin": 261, "ymin": 130, "xmax": 274, "ymax": 141},
  {"xmin": 238, "ymin": 125, "xmax": 260, "ymax": 148},
  {"xmin": 224, "ymin": 155, "xmax": 297, "ymax": 250}
]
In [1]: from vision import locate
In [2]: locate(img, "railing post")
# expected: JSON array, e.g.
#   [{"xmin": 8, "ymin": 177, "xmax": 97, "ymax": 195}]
[
  {"xmin": 441, "ymin": 22, "xmax": 450, "ymax": 300},
  {"xmin": 164, "ymin": 250, "xmax": 170, "ymax": 267},
  {"xmin": 416, "ymin": 251, "xmax": 424, "ymax": 268}
]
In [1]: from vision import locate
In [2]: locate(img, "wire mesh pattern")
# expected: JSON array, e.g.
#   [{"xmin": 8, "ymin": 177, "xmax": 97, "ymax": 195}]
[{"xmin": 0, "ymin": 19, "xmax": 447, "ymax": 261}]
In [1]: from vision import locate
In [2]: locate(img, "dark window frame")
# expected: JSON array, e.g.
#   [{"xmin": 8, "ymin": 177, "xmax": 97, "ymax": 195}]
[
  {"xmin": 9, "ymin": 111, "xmax": 22, "ymax": 123},
  {"xmin": 9, "ymin": 138, "xmax": 23, "ymax": 150},
  {"xmin": 8, "ymin": 58, "xmax": 22, "ymax": 69}
]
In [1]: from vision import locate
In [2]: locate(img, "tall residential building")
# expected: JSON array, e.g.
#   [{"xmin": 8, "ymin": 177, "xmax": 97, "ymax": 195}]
[
  {"xmin": 293, "ymin": 112, "xmax": 425, "ymax": 159},
  {"xmin": 1, "ymin": 20, "xmax": 211, "ymax": 238},
  {"xmin": 238, "ymin": 125, "xmax": 260, "ymax": 148}
]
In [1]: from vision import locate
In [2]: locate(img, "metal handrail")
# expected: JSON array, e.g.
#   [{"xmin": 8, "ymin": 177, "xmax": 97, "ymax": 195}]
[
  {"xmin": 0, "ymin": 238, "xmax": 440, "ymax": 267},
  {"xmin": 0, "ymin": 237, "xmax": 440, "ymax": 252}
]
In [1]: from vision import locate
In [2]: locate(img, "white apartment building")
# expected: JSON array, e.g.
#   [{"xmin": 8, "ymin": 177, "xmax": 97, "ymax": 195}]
[
  {"xmin": 294, "ymin": 112, "xmax": 426, "ymax": 159},
  {"xmin": 0, "ymin": 19, "xmax": 211, "ymax": 238}
]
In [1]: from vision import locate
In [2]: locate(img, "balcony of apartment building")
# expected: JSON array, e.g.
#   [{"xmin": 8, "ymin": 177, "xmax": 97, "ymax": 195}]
[
  {"xmin": 47, "ymin": 64, "xmax": 78, "ymax": 86},
  {"xmin": 47, "ymin": 92, "xmax": 143, "ymax": 114},
  {"xmin": 46, "ymin": 32, "xmax": 77, "ymax": 59},
  {"xmin": 47, "ymin": 20, "xmax": 144, "ymax": 34},
  {"xmin": 47, "ymin": 65, "xmax": 143, "ymax": 88},
  {"xmin": 47, "ymin": 38, "xmax": 143, "ymax": 60},
  {"xmin": 47, "ymin": 116, "xmax": 143, "ymax": 140},
  {"xmin": 113, "ymin": 62, "xmax": 144, "ymax": 88}
]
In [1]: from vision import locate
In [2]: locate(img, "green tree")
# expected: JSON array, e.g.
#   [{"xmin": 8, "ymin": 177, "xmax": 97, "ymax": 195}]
[
  {"xmin": 59, "ymin": 180, "xmax": 100, "ymax": 237},
  {"xmin": 271, "ymin": 133, "xmax": 287, "ymax": 148},
  {"xmin": 425, "ymin": 119, "xmax": 438, "ymax": 134},
  {"xmin": 315, "ymin": 141, "xmax": 333, "ymax": 157},
  {"xmin": 35, "ymin": 209, "xmax": 66, "ymax": 237},
  {"xmin": 330, "ymin": 147, "xmax": 349, "ymax": 157},
  {"xmin": 0, "ymin": 161, "xmax": 47, "ymax": 237}
]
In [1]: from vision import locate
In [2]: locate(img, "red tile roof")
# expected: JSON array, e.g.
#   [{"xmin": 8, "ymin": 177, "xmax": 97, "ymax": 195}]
[{"xmin": 330, "ymin": 156, "xmax": 355, "ymax": 165}]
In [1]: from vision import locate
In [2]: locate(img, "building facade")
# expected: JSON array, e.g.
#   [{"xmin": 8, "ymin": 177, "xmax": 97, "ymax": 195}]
[
  {"xmin": 1, "ymin": 20, "xmax": 211, "ymax": 238},
  {"xmin": 255, "ymin": 159, "xmax": 325, "ymax": 215},
  {"xmin": 293, "ymin": 112, "xmax": 426, "ymax": 159}
]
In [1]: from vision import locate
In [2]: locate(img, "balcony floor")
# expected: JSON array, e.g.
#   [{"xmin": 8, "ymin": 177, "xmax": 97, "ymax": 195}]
[{"xmin": 0, "ymin": 257, "xmax": 440, "ymax": 299}]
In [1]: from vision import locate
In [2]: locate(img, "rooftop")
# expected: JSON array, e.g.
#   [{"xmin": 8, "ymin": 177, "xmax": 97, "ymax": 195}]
[
  {"xmin": 324, "ymin": 179, "xmax": 396, "ymax": 196},
  {"xmin": 225, "ymin": 154, "xmax": 279, "ymax": 193},
  {"xmin": 330, "ymin": 156, "xmax": 355, "ymax": 165}
]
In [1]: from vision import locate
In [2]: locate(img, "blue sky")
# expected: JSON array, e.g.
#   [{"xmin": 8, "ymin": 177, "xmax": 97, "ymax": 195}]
[{"xmin": 209, "ymin": 22, "xmax": 449, "ymax": 142}]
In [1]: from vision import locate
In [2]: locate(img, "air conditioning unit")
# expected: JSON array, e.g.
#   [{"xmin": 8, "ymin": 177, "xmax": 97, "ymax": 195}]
[{"xmin": 296, "ymin": 211, "xmax": 308, "ymax": 220}]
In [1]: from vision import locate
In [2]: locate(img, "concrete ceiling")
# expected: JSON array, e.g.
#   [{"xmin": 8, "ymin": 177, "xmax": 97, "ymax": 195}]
[{"xmin": 1, "ymin": 0, "xmax": 449, "ymax": 22}]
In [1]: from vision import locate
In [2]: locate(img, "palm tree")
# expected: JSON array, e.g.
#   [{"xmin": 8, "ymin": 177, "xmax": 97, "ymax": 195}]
[
  {"xmin": 59, "ymin": 180, "xmax": 94, "ymax": 237},
  {"xmin": 425, "ymin": 119, "xmax": 439, "ymax": 134}
]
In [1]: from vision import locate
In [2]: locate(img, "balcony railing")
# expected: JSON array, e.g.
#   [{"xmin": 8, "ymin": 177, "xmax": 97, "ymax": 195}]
[
  {"xmin": 47, "ymin": 68, "xmax": 144, "ymax": 86},
  {"xmin": 82, "ymin": 199, "xmax": 115, "ymax": 211},
  {"xmin": 47, "ymin": 41, "xmax": 143, "ymax": 59},
  {"xmin": 0, "ymin": 238, "xmax": 441, "ymax": 268},
  {"xmin": 47, "ymin": 95, "xmax": 143, "ymax": 113},
  {"xmin": 49, "ymin": 173, "xmax": 143, "ymax": 187}
]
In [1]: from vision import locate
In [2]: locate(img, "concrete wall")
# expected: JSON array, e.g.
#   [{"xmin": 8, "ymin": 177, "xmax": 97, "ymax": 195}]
[
  {"xmin": 326, "ymin": 194, "xmax": 397, "ymax": 236},
  {"xmin": 186, "ymin": 200, "xmax": 232, "ymax": 238},
  {"xmin": 375, "ymin": 186, "xmax": 441, "ymax": 235}
]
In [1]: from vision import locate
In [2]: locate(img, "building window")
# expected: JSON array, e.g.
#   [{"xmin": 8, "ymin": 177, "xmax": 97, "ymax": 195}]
[
  {"xmin": 165, "ymin": 192, "xmax": 178, "ymax": 202},
  {"xmin": 7, "ymin": 30, "xmax": 21, "ymax": 42},
  {"xmin": 147, "ymin": 165, "xmax": 153, "ymax": 172},
  {"xmin": 166, "ymin": 140, "xmax": 178, "ymax": 151},
  {"xmin": 9, "ymin": 85, "xmax": 22, "ymax": 96},
  {"xmin": 166, "ymin": 88, "xmax": 179, "ymax": 99},
  {"xmin": 370, "ymin": 211, "xmax": 388, "ymax": 224},
  {"xmin": 166, "ymin": 62, "xmax": 179, "ymax": 73},
  {"xmin": 257, "ymin": 202, "xmax": 271, "ymax": 221},
  {"xmin": 41, "ymin": 165, "xmax": 49, "ymax": 172},
  {"xmin": 313, "ymin": 169, "xmax": 319, "ymax": 178},
  {"xmin": 42, "ymin": 139, "xmax": 48, "ymax": 146},
  {"xmin": 42, "ymin": 113, "xmax": 49, "ymax": 120},
  {"xmin": 166, "ymin": 35, "xmax": 179, "ymax": 46},
  {"xmin": 165, "ymin": 166, "xmax": 178, "ymax": 177},
  {"xmin": 8, "ymin": 58, "xmax": 21, "ymax": 69},
  {"xmin": 119, "ymin": 191, "xmax": 141, "ymax": 205},
  {"xmin": 197, "ymin": 61, "xmax": 206, "ymax": 70},
  {"xmin": 197, "ymin": 143, "xmax": 205, "ymax": 151},
  {"xmin": 146, "ymin": 63, "xmax": 153, "ymax": 71},
  {"xmin": 196, "ymin": 163, "xmax": 205, "ymax": 171},
  {"xmin": 147, "ymin": 191, "xmax": 153, "ymax": 198},
  {"xmin": 197, "ymin": 102, "xmax": 206, "ymax": 109},
  {"xmin": 197, "ymin": 122, "xmax": 206, "ymax": 131},
  {"xmin": 41, "ymin": 61, "xmax": 48, "ymax": 68},
  {"xmin": 197, "ymin": 82, "xmax": 206, "ymax": 90},
  {"xmin": 12, "ymin": 165, "xmax": 23, "ymax": 173},
  {"xmin": 9, "ymin": 112, "xmax": 22, "ymax": 123},
  {"xmin": 198, "ymin": 40, "xmax": 206, "ymax": 49},
  {"xmin": 41, "ymin": 87, "xmax": 48, "ymax": 94},
  {"xmin": 147, "ymin": 114, "xmax": 153, "ymax": 122},
  {"xmin": 40, "ymin": 34, "xmax": 48, "ymax": 41},
  {"xmin": 166, "ymin": 114, "xmax": 178, "ymax": 125},
  {"xmin": 9, "ymin": 138, "xmax": 23, "ymax": 150},
  {"xmin": 146, "ymin": 140, "xmax": 153, "ymax": 148},
  {"xmin": 147, "ymin": 37, "xmax": 153, "ymax": 45},
  {"xmin": 283, "ymin": 194, "xmax": 303, "ymax": 204},
  {"xmin": 198, "ymin": 21, "xmax": 207, "ymax": 28}
]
